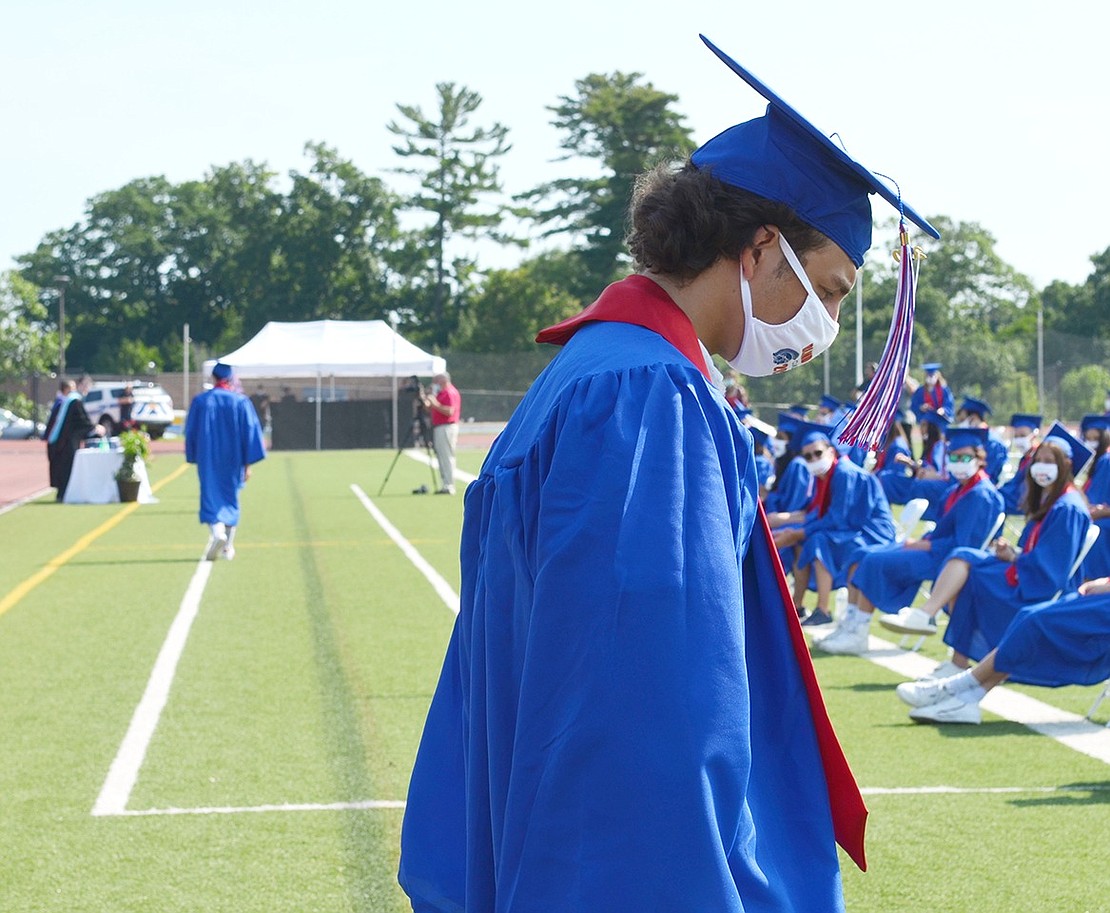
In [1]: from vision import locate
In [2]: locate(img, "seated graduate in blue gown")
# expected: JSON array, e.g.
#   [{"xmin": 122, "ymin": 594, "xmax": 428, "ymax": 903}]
[
  {"xmin": 894, "ymin": 576, "xmax": 1110, "ymax": 724},
  {"xmin": 998, "ymin": 412, "xmax": 1042, "ymax": 515},
  {"xmin": 880, "ymin": 410, "xmax": 948, "ymax": 508},
  {"xmin": 879, "ymin": 425, "xmax": 1093, "ymax": 673},
  {"xmin": 763, "ymin": 412, "xmax": 814, "ymax": 575},
  {"xmin": 767, "ymin": 421, "xmax": 896, "ymax": 627},
  {"xmin": 748, "ymin": 423, "xmax": 776, "ymax": 497},
  {"xmin": 398, "ymin": 36, "xmax": 942, "ymax": 912},
  {"xmin": 814, "ymin": 427, "xmax": 1004, "ymax": 655},
  {"xmin": 870, "ymin": 411, "xmax": 913, "ymax": 478},
  {"xmin": 1080, "ymin": 413, "xmax": 1110, "ymax": 579},
  {"xmin": 953, "ymin": 395, "xmax": 1009, "ymax": 485}
]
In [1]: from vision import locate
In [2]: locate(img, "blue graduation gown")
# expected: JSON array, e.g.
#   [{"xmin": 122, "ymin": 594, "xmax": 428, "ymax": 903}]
[
  {"xmin": 943, "ymin": 490, "xmax": 1092, "ymax": 661},
  {"xmin": 910, "ymin": 383, "xmax": 953, "ymax": 421},
  {"xmin": 765, "ymin": 457, "xmax": 813, "ymax": 572},
  {"xmin": 754, "ymin": 453, "xmax": 775, "ymax": 490},
  {"xmin": 994, "ymin": 589, "xmax": 1110, "ymax": 688},
  {"xmin": 184, "ymin": 387, "xmax": 266, "ymax": 526},
  {"xmin": 851, "ymin": 475, "xmax": 1004, "ymax": 612},
  {"xmin": 1082, "ymin": 452, "xmax": 1110, "ymax": 578},
  {"xmin": 400, "ymin": 281, "xmax": 865, "ymax": 913},
  {"xmin": 984, "ymin": 433, "xmax": 1009, "ymax": 484},
  {"xmin": 796, "ymin": 459, "xmax": 896, "ymax": 588},
  {"xmin": 999, "ymin": 451, "xmax": 1033, "ymax": 514}
]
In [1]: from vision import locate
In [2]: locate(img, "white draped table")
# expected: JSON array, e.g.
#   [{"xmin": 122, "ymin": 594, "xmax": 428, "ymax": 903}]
[{"xmin": 63, "ymin": 449, "xmax": 156, "ymax": 504}]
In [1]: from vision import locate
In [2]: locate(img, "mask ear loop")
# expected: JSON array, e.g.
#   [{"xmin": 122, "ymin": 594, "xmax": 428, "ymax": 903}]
[{"xmin": 837, "ymin": 174, "xmax": 925, "ymax": 452}]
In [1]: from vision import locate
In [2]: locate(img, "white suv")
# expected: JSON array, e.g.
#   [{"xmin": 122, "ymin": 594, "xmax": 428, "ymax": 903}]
[{"xmin": 83, "ymin": 381, "xmax": 175, "ymax": 438}]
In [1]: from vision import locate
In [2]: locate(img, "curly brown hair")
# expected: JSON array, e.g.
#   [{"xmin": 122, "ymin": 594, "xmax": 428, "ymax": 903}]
[{"xmin": 625, "ymin": 161, "xmax": 830, "ymax": 283}]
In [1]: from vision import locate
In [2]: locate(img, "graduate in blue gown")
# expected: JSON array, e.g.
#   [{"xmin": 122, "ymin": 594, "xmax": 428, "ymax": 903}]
[
  {"xmin": 880, "ymin": 411, "xmax": 947, "ymax": 507},
  {"xmin": 909, "ymin": 362, "xmax": 952, "ymax": 425},
  {"xmin": 763, "ymin": 412, "xmax": 814, "ymax": 575},
  {"xmin": 880, "ymin": 426, "xmax": 1092, "ymax": 667},
  {"xmin": 398, "ymin": 36, "xmax": 943, "ymax": 912},
  {"xmin": 894, "ymin": 576, "xmax": 1110, "ymax": 724},
  {"xmin": 998, "ymin": 412, "xmax": 1041, "ymax": 515},
  {"xmin": 1079, "ymin": 414, "xmax": 1110, "ymax": 579},
  {"xmin": 815, "ymin": 428, "xmax": 1004, "ymax": 654},
  {"xmin": 768, "ymin": 421, "xmax": 895, "ymax": 625},
  {"xmin": 184, "ymin": 363, "xmax": 266, "ymax": 560}
]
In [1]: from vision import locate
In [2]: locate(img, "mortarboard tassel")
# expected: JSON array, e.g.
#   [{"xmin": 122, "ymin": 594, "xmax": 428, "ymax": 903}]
[{"xmin": 837, "ymin": 220, "xmax": 923, "ymax": 451}]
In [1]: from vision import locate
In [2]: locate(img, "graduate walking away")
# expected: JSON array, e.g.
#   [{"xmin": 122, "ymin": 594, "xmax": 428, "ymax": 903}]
[
  {"xmin": 185, "ymin": 363, "xmax": 266, "ymax": 560},
  {"xmin": 399, "ymin": 34, "xmax": 938, "ymax": 913}
]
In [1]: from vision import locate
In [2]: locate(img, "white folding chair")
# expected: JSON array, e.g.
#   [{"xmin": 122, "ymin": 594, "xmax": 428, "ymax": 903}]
[
  {"xmin": 1049, "ymin": 525, "xmax": 1100, "ymax": 603},
  {"xmin": 1086, "ymin": 679, "xmax": 1110, "ymax": 726},
  {"xmin": 898, "ymin": 511, "xmax": 1007, "ymax": 652},
  {"xmin": 896, "ymin": 498, "xmax": 930, "ymax": 543}
]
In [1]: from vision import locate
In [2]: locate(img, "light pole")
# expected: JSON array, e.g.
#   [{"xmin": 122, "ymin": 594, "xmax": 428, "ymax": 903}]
[{"xmin": 52, "ymin": 275, "xmax": 70, "ymax": 375}]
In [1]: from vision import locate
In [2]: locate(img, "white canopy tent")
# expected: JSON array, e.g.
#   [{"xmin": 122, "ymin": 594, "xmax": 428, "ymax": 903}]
[{"xmin": 204, "ymin": 319, "xmax": 446, "ymax": 449}]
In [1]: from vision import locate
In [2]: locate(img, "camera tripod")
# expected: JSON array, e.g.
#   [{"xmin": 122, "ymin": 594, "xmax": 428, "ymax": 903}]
[{"xmin": 378, "ymin": 407, "xmax": 439, "ymax": 496}]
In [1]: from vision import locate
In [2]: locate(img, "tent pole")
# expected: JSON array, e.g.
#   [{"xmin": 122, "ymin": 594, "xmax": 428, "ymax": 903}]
[{"xmin": 316, "ymin": 373, "xmax": 322, "ymax": 451}]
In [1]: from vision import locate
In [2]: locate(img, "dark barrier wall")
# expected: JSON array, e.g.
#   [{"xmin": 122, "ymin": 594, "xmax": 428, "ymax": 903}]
[{"xmin": 270, "ymin": 400, "xmax": 393, "ymax": 450}]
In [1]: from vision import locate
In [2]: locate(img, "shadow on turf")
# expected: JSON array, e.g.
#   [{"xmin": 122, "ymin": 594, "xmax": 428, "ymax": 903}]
[{"xmin": 1010, "ymin": 781, "xmax": 1110, "ymax": 807}]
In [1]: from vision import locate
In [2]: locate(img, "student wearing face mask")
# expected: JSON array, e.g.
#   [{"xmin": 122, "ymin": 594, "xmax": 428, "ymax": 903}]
[
  {"xmin": 767, "ymin": 422, "xmax": 896, "ymax": 626},
  {"xmin": 1079, "ymin": 413, "xmax": 1110, "ymax": 579},
  {"xmin": 813, "ymin": 428, "xmax": 1004, "ymax": 655},
  {"xmin": 400, "ymin": 35, "xmax": 940, "ymax": 913},
  {"xmin": 880, "ymin": 425, "xmax": 1092, "ymax": 679},
  {"xmin": 909, "ymin": 362, "xmax": 953, "ymax": 430},
  {"xmin": 999, "ymin": 413, "xmax": 1042, "ymax": 515},
  {"xmin": 952, "ymin": 396, "xmax": 1009, "ymax": 484}
]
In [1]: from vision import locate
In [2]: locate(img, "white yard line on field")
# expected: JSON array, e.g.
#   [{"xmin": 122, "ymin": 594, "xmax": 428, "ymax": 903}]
[
  {"xmin": 351, "ymin": 483, "xmax": 460, "ymax": 616},
  {"xmin": 403, "ymin": 448, "xmax": 478, "ymax": 484},
  {"xmin": 857, "ymin": 636, "xmax": 1110, "ymax": 766},
  {"xmin": 92, "ymin": 559, "xmax": 214, "ymax": 816},
  {"xmin": 111, "ymin": 799, "xmax": 406, "ymax": 816}
]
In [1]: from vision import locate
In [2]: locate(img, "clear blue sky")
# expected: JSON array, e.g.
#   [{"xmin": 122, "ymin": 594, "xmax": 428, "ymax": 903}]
[{"xmin": 4, "ymin": 0, "xmax": 1105, "ymax": 290}]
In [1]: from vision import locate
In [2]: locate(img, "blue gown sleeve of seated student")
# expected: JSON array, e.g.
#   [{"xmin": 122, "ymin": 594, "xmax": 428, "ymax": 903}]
[
  {"xmin": 984, "ymin": 434, "xmax": 1009, "ymax": 484},
  {"xmin": 399, "ymin": 322, "xmax": 853, "ymax": 913},
  {"xmin": 1085, "ymin": 451, "xmax": 1110, "ymax": 504},
  {"xmin": 927, "ymin": 479, "xmax": 1004, "ymax": 555},
  {"xmin": 804, "ymin": 461, "xmax": 895, "ymax": 546},
  {"xmin": 1012, "ymin": 489, "xmax": 1091, "ymax": 602}
]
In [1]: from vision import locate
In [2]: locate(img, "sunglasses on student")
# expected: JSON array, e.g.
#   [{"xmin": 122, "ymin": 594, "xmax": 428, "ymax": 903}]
[
  {"xmin": 802, "ymin": 448, "xmax": 827, "ymax": 462},
  {"xmin": 949, "ymin": 453, "xmax": 976, "ymax": 464}
]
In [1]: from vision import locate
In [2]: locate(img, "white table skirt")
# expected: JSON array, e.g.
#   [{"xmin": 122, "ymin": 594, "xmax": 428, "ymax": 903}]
[{"xmin": 63, "ymin": 449, "xmax": 156, "ymax": 504}]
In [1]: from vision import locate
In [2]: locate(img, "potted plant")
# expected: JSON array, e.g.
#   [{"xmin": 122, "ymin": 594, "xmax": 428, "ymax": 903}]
[{"xmin": 115, "ymin": 429, "xmax": 151, "ymax": 502}]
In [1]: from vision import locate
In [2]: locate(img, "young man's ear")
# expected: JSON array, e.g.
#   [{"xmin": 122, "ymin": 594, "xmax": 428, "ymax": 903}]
[{"xmin": 740, "ymin": 225, "xmax": 779, "ymax": 279}]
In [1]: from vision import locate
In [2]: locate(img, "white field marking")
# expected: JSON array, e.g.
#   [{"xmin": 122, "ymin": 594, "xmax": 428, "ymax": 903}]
[
  {"xmin": 92, "ymin": 560, "xmax": 214, "ymax": 817},
  {"xmin": 110, "ymin": 799, "xmax": 406, "ymax": 817},
  {"xmin": 862, "ymin": 784, "xmax": 1110, "ymax": 796},
  {"xmin": 350, "ymin": 484, "xmax": 460, "ymax": 615},
  {"xmin": 849, "ymin": 635, "xmax": 1110, "ymax": 766},
  {"xmin": 0, "ymin": 487, "xmax": 52, "ymax": 516},
  {"xmin": 403, "ymin": 449, "xmax": 477, "ymax": 484}
]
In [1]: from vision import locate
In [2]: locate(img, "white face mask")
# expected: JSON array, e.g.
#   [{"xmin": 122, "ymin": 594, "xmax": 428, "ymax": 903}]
[
  {"xmin": 1030, "ymin": 461, "xmax": 1059, "ymax": 488},
  {"xmin": 771, "ymin": 438, "xmax": 788, "ymax": 459},
  {"xmin": 946, "ymin": 459, "xmax": 978, "ymax": 481},
  {"xmin": 728, "ymin": 234, "xmax": 840, "ymax": 376},
  {"xmin": 804, "ymin": 452, "xmax": 836, "ymax": 477},
  {"xmin": 1012, "ymin": 435, "xmax": 1032, "ymax": 452}
]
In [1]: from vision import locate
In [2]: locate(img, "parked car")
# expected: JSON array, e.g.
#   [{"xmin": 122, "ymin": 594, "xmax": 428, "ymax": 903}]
[
  {"xmin": 83, "ymin": 382, "xmax": 175, "ymax": 438},
  {"xmin": 0, "ymin": 407, "xmax": 45, "ymax": 440}
]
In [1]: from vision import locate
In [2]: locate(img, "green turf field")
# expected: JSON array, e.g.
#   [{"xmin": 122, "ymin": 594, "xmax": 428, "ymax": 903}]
[{"xmin": 1, "ymin": 449, "xmax": 1107, "ymax": 912}]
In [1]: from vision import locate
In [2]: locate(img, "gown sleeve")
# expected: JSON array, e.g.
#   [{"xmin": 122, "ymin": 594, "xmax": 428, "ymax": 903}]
[{"xmin": 1015, "ymin": 496, "xmax": 1091, "ymax": 602}]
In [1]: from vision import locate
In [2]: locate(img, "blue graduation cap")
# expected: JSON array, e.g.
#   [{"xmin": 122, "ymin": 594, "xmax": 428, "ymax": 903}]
[
  {"xmin": 776, "ymin": 411, "xmax": 802, "ymax": 436},
  {"xmin": 1043, "ymin": 421, "xmax": 1094, "ymax": 477},
  {"xmin": 692, "ymin": 36, "xmax": 939, "ymax": 268},
  {"xmin": 1080, "ymin": 413, "xmax": 1110, "ymax": 433},
  {"xmin": 922, "ymin": 362, "xmax": 942, "ymax": 373},
  {"xmin": 918, "ymin": 411, "xmax": 949, "ymax": 432},
  {"xmin": 1010, "ymin": 413, "xmax": 1042, "ymax": 430},
  {"xmin": 958, "ymin": 396, "xmax": 992, "ymax": 418},
  {"xmin": 818, "ymin": 394, "xmax": 841, "ymax": 412},
  {"xmin": 792, "ymin": 419, "xmax": 835, "ymax": 449},
  {"xmin": 212, "ymin": 362, "xmax": 233, "ymax": 380},
  {"xmin": 749, "ymin": 424, "xmax": 770, "ymax": 453},
  {"xmin": 946, "ymin": 426, "xmax": 988, "ymax": 452}
]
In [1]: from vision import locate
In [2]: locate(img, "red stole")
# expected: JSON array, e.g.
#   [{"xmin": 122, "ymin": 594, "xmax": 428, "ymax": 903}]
[
  {"xmin": 942, "ymin": 469, "xmax": 987, "ymax": 515},
  {"xmin": 924, "ymin": 383, "xmax": 944, "ymax": 410},
  {"xmin": 537, "ymin": 275, "xmax": 869, "ymax": 871},
  {"xmin": 807, "ymin": 454, "xmax": 839, "ymax": 517}
]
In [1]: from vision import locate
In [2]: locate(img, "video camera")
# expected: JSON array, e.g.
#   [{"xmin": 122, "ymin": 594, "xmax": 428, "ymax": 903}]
[{"xmin": 402, "ymin": 375, "xmax": 425, "ymax": 396}]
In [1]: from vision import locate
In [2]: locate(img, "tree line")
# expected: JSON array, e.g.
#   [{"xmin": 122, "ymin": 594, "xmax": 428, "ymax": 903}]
[{"xmin": 2, "ymin": 72, "xmax": 1109, "ymax": 421}]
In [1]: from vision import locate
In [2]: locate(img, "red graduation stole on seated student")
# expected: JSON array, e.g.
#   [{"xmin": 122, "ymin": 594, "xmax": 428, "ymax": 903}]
[
  {"xmin": 942, "ymin": 469, "xmax": 987, "ymax": 515},
  {"xmin": 1003, "ymin": 484, "xmax": 1077, "ymax": 587},
  {"xmin": 807, "ymin": 454, "xmax": 839, "ymax": 517}
]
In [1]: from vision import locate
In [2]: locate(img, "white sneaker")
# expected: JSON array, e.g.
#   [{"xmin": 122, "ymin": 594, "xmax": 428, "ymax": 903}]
[
  {"xmin": 221, "ymin": 545, "xmax": 236, "ymax": 561},
  {"xmin": 814, "ymin": 619, "xmax": 870, "ymax": 655},
  {"xmin": 205, "ymin": 531, "xmax": 228, "ymax": 561},
  {"xmin": 909, "ymin": 695, "xmax": 982, "ymax": 725},
  {"xmin": 896, "ymin": 677, "xmax": 952, "ymax": 708},
  {"xmin": 878, "ymin": 607, "xmax": 938, "ymax": 636},
  {"xmin": 921, "ymin": 660, "xmax": 963, "ymax": 681}
]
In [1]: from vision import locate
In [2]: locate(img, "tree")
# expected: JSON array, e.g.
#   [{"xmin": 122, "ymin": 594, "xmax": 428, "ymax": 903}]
[
  {"xmin": 520, "ymin": 72, "xmax": 694, "ymax": 299},
  {"xmin": 453, "ymin": 252, "xmax": 584, "ymax": 353},
  {"xmin": 388, "ymin": 83, "xmax": 514, "ymax": 347},
  {"xmin": 0, "ymin": 270, "xmax": 56, "ymax": 377}
]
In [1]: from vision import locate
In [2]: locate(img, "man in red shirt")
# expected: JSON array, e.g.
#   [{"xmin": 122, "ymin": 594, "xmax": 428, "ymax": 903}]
[{"xmin": 421, "ymin": 372, "xmax": 462, "ymax": 494}]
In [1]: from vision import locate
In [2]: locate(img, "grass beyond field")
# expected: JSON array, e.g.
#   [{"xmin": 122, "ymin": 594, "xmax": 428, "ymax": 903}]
[{"xmin": 0, "ymin": 449, "xmax": 1107, "ymax": 913}]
